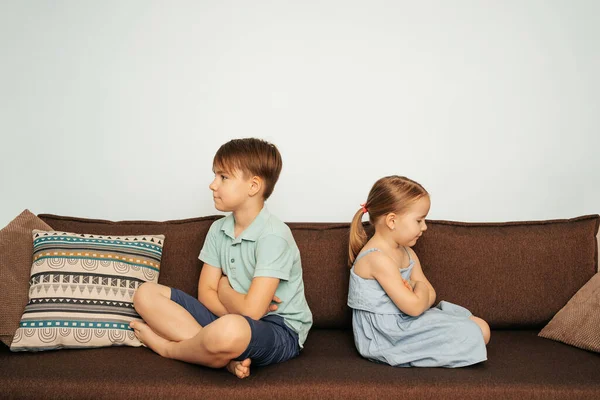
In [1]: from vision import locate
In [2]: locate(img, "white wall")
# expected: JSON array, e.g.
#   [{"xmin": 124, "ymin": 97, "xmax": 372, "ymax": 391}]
[{"xmin": 1, "ymin": 0, "xmax": 599, "ymax": 227}]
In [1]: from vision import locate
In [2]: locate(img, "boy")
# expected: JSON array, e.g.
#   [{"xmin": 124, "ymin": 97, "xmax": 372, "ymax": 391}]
[{"xmin": 130, "ymin": 138, "xmax": 313, "ymax": 379}]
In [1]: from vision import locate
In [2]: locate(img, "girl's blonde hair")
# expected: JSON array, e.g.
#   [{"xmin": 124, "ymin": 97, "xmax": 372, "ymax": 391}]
[{"xmin": 348, "ymin": 175, "xmax": 429, "ymax": 266}]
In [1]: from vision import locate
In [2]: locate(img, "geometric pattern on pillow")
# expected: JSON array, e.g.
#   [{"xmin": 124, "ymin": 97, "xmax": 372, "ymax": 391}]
[{"xmin": 10, "ymin": 230, "xmax": 164, "ymax": 352}]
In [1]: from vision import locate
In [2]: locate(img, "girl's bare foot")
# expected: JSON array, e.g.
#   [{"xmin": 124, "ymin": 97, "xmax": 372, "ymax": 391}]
[
  {"xmin": 226, "ymin": 358, "xmax": 251, "ymax": 379},
  {"xmin": 130, "ymin": 320, "xmax": 172, "ymax": 357}
]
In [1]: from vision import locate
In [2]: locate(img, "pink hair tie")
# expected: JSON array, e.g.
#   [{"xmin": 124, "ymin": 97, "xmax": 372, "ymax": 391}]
[{"xmin": 361, "ymin": 203, "xmax": 368, "ymax": 214}]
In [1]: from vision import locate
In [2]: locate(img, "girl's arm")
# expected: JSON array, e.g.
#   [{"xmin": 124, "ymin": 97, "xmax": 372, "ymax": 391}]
[
  {"xmin": 369, "ymin": 253, "xmax": 430, "ymax": 317},
  {"xmin": 197, "ymin": 264, "xmax": 229, "ymax": 317},
  {"xmin": 406, "ymin": 248, "xmax": 436, "ymax": 307}
]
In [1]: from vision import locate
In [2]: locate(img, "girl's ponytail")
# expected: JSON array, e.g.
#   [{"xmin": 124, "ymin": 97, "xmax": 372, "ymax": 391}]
[
  {"xmin": 348, "ymin": 175, "xmax": 429, "ymax": 267},
  {"xmin": 349, "ymin": 208, "xmax": 368, "ymax": 267}
]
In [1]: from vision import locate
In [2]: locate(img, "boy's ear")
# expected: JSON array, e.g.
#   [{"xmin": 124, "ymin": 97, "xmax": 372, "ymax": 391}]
[{"xmin": 248, "ymin": 176, "xmax": 263, "ymax": 197}]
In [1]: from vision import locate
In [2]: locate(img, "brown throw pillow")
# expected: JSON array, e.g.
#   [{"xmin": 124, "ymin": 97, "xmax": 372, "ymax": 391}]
[
  {"xmin": 0, "ymin": 210, "xmax": 53, "ymax": 346},
  {"xmin": 538, "ymin": 273, "xmax": 600, "ymax": 353}
]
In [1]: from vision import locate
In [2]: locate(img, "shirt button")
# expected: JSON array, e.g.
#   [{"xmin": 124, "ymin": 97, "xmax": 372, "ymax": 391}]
[{"xmin": 231, "ymin": 258, "xmax": 235, "ymax": 263}]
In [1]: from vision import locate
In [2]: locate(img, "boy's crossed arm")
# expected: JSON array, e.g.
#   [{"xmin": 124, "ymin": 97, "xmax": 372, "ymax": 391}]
[
  {"xmin": 198, "ymin": 263, "xmax": 280, "ymax": 320},
  {"xmin": 197, "ymin": 264, "xmax": 229, "ymax": 316},
  {"xmin": 218, "ymin": 275, "xmax": 280, "ymax": 321}
]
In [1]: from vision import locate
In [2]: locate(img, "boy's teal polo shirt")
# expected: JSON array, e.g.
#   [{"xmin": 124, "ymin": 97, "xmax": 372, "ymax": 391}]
[{"xmin": 199, "ymin": 207, "xmax": 313, "ymax": 347}]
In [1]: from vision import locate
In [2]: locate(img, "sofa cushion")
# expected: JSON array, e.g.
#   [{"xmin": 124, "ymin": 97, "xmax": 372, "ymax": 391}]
[
  {"xmin": 0, "ymin": 210, "xmax": 53, "ymax": 346},
  {"xmin": 538, "ymin": 272, "xmax": 600, "ymax": 352},
  {"xmin": 1, "ymin": 330, "xmax": 599, "ymax": 399},
  {"xmin": 10, "ymin": 230, "xmax": 165, "ymax": 351}
]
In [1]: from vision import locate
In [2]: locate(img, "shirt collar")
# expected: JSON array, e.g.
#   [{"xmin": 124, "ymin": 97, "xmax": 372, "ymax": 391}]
[{"xmin": 221, "ymin": 206, "xmax": 271, "ymax": 243}]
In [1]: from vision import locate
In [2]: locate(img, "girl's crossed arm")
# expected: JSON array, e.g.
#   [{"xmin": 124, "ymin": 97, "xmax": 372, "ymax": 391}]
[
  {"xmin": 371, "ymin": 254, "xmax": 431, "ymax": 317},
  {"xmin": 406, "ymin": 248, "xmax": 436, "ymax": 308}
]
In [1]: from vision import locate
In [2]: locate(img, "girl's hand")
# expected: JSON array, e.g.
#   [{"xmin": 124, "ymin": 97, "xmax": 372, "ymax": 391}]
[{"xmin": 402, "ymin": 279, "xmax": 413, "ymax": 292}]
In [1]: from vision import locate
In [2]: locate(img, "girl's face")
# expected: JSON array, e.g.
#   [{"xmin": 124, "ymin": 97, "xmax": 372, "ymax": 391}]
[{"xmin": 391, "ymin": 196, "xmax": 430, "ymax": 247}]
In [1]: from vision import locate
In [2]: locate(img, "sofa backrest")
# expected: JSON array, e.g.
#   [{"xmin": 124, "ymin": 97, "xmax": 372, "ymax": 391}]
[
  {"xmin": 37, "ymin": 214, "xmax": 219, "ymax": 301},
  {"xmin": 39, "ymin": 214, "xmax": 599, "ymax": 330},
  {"xmin": 409, "ymin": 216, "xmax": 598, "ymax": 329}
]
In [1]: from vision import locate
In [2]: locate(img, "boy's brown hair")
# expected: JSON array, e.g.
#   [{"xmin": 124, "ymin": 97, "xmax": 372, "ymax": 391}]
[{"xmin": 213, "ymin": 138, "xmax": 283, "ymax": 200}]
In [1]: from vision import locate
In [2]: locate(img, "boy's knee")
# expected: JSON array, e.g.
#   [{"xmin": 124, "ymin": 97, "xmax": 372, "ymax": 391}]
[
  {"xmin": 208, "ymin": 315, "xmax": 251, "ymax": 355},
  {"xmin": 133, "ymin": 282, "xmax": 163, "ymax": 311}
]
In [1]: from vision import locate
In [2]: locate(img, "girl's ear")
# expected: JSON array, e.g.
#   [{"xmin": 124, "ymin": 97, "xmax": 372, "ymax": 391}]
[
  {"xmin": 385, "ymin": 213, "xmax": 396, "ymax": 231},
  {"xmin": 249, "ymin": 176, "xmax": 263, "ymax": 197}
]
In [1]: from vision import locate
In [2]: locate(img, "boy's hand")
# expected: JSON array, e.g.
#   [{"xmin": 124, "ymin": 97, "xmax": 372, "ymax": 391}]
[
  {"xmin": 266, "ymin": 295, "xmax": 282, "ymax": 314},
  {"xmin": 218, "ymin": 275, "xmax": 231, "ymax": 291},
  {"xmin": 219, "ymin": 275, "xmax": 281, "ymax": 316}
]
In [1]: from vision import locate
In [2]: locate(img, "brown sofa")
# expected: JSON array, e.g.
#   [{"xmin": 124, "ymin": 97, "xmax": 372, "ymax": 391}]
[{"xmin": 1, "ymin": 213, "xmax": 599, "ymax": 399}]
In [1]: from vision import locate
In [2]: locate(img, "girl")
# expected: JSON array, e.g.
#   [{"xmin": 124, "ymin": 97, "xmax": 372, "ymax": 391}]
[{"xmin": 347, "ymin": 176, "xmax": 490, "ymax": 368}]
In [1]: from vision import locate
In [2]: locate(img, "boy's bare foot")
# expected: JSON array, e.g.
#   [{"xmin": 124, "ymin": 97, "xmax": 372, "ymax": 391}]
[
  {"xmin": 226, "ymin": 358, "xmax": 251, "ymax": 379},
  {"xmin": 130, "ymin": 320, "xmax": 171, "ymax": 357}
]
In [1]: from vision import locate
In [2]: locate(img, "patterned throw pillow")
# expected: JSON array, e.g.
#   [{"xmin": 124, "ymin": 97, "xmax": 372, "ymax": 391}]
[{"xmin": 10, "ymin": 230, "xmax": 164, "ymax": 351}]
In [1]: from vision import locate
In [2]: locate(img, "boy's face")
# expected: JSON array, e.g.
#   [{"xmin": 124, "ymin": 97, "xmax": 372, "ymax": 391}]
[{"xmin": 209, "ymin": 167, "xmax": 254, "ymax": 212}]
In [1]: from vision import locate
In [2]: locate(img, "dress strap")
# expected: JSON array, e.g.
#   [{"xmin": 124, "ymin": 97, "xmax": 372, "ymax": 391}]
[
  {"xmin": 403, "ymin": 246, "xmax": 412, "ymax": 262},
  {"xmin": 354, "ymin": 248, "xmax": 381, "ymax": 263}
]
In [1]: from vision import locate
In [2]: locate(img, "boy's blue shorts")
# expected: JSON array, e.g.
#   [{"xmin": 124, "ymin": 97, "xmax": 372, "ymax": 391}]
[{"xmin": 170, "ymin": 288, "xmax": 300, "ymax": 367}]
